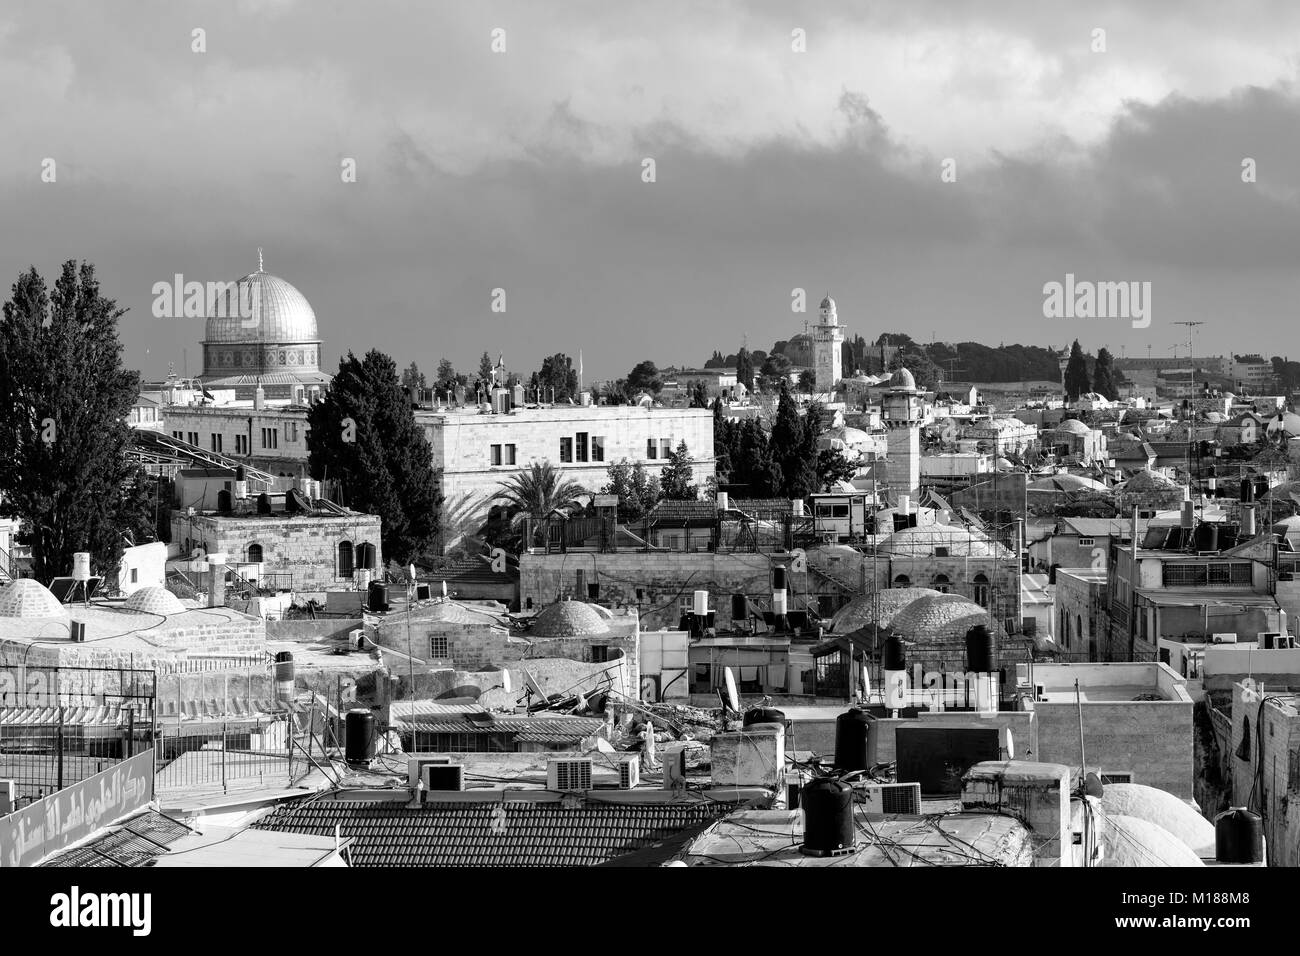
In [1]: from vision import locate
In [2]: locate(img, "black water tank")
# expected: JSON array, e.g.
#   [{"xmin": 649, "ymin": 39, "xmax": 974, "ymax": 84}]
[
  {"xmin": 731, "ymin": 593, "xmax": 748, "ymax": 621},
  {"xmin": 217, "ymin": 489, "xmax": 232, "ymax": 513},
  {"xmin": 235, "ymin": 466, "xmax": 246, "ymax": 481},
  {"xmin": 801, "ymin": 777, "xmax": 855, "ymax": 856},
  {"xmin": 1215, "ymin": 807, "xmax": 1264, "ymax": 864},
  {"xmin": 257, "ymin": 492, "xmax": 272, "ymax": 515},
  {"xmin": 965, "ymin": 624, "xmax": 995, "ymax": 673},
  {"xmin": 367, "ymin": 581, "xmax": 389, "ymax": 613},
  {"xmin": 743, "ymin": 707, "xmax": 786, "ymax": 729},
  {"xmin": 772, "ymin": 566, "xmax": 787, "ymax": 590},
  {"xmin": 1240, "ymin": 478, "xmax": 1254, "ymax": 503},
  {"xmin": 834, "ymin": 707, "xmax": 873, "ymax": 772},
  {"xmin": 882, "ymin": 636, "xmax": 907, "ymax": 671},
  {"xmin": 344, "ymin": 709, "xmax": 376, "ymax": 764}
]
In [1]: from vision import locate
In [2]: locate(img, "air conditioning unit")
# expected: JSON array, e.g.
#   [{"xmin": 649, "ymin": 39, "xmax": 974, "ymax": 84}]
[
  {"xmin": 858, "ymin": 782, "xmax": 922, "ymax": 815},
  {"xmin": 1259, "ymin": 632, "xmax": 1285, "ymax": 649},
  {"xmin": 1211, "ymin": 633, "xmax": 1238, "ymax": 644},
  {"xmin": 421, "ymin": 763, "xmax": 464, "ymax": 792},
  {"xmin": 662, "ymin": 743, "xmax": 690, "ymax": 790},
  {"xmin": 547, "ymin": 758, "xmax": 593, "ymax": 792},
  {"xmin": 616, "ymin": 757, "xmax": 640, "ymax": 790},
  {"xmin": 408, "ymin": 754, "xmax": 452, "ymax": 787}
]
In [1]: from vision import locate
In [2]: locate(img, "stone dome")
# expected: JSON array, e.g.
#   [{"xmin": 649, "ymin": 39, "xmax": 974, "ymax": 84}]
[
  {"xmin": 1054, "ymin": 418, "xmax": 1092, "ymax": 435},
  {"xmin": 204, "ymin": 269, "xmax": 319, "ymax": 347},
  {"xmin": 879, "ymin": 525, "xmax": 1009, "ymax": 557},
  {"xmin": 819, "ymin": 295, "xmax": 835, "ymax": 310},
  {"xmin": 0, "ymin": 579, "xmax": 69, "ymax": 619},
  {"xmin": 889, "ymin": 593, "xmax": 989, "ymax": 639},
  {"xmin": 1122, "ymin": 469, "xmax": 1179, "ymax": 491},
  {"xmin": 1100, "ymin": 813, "xmax": 1205, "ymax": 867},
  {"xmin": 830, "ymin": 587, "xmax": 940, "ymax": 634},
  {"xmin": 1027, "ymin": 474, "xmax": 1109, "ymax": 493},
  {"xmin": 891, "ymin": 367, "xmax": 917, "ymax": 391},
  {"xmin": 123, "ymin": 586, "xmax": 185, "ymax": 615},
  {"xmin": 1266, "ymin": 411, "xmax": 1300, "ymax": 436},
  {"xmin": 422, "ymin": 602, "xmax": 500, "ymax": 626},
  {"xmin": 530, "ymin": 600, "xmax": 611, "ymax": 637},
  {"xmin": 1099, "ymin": 784, "xmax": 1215, "ymax": 858}
]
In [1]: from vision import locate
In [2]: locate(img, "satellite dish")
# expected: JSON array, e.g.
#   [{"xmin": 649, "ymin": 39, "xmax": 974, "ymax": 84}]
[
  {"xmin": 1003, "ymin": 727, "xmax": 1015, "ymax": 760},
  {"xmin": 1084, "ymin": 772, "xmax": 1105, "ymax": 798},
  {"xmin": 501, "ymin": 670, "xmax": 513, "ymax": 694},
  {"xmin": 860, "ymin": 669, "xmax": 872, "ymax": 699},
  {"xmin": 524, "ymin": 668, "xmax": 547, "ymax": 700},
  {"xmin": 723, "ymin": 667, "xmax": 740, "ymax": 713}
]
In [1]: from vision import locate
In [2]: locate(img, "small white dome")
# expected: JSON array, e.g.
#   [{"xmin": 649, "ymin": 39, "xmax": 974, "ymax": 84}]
[
  {"xmin": 123, "ymin": 586, "xmax": 186, "ymax": 615},
  {"xmin": 0, "ymin": 579, "xmax": 68, "ymax": 619}
]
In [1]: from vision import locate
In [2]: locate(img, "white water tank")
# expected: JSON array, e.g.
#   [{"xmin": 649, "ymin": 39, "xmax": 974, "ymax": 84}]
[
  {"xmin": 692, "ymin": 590, "xmax": 709, "ymax": 616},
  {"xmin": 717, "ymin": 491, "xmax": 730, "ymax": 512},
  {"xmin": 72, "ymin": 552, "xmax": 91, "ymax": 582}
]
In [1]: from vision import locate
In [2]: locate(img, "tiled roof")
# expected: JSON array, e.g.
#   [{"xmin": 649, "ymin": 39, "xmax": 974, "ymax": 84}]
[
  {"xmin": 648, "ymin": 500, "xmax": 717, "ymax": 522},
  {"xmin": 41, "ymin": 811, "xmax": 191, "ymax": 867},
  {"xmin": 251, "ymin": 798, "xmax": 739, "ymax": 867}
]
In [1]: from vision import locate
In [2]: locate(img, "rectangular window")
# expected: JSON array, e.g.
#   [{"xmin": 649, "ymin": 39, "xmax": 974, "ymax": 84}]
[
  {"xmin": 505, "ymin": 444, "xmax": 516, "ymax": 465},
  {"xmin": 430, "ymin": 635, "xmax": 449, "ymax": 658},
  {"xmin": 576, "ymin": 432, "xmax": 588, "ymax": 462},
  {"xmin": 261, "ymin": 427, "xmax": 278, "ymax": 450},
  {"xmin": 591, "ymin": 436, "xmax": 605, "ymax": 462},
  {"xmin": 187, "ymin": 431, "xmax": 199, "ymax": 446},
  {"xmin": 591, "ymin": 645, "xmax": 611, "ymax": 663},
  {"xmin": 1078, "ymin": 537, "xmax": 1095, "ymax": 547},
  {"xmin": 647, "ymin": 439, "xmax": 657, "ymax": 460},
  {"xmin": 173, "ymin": 430, "xmax": 183, "ymax": 440},
  {"xmin": 130, "ymin": 568, "xmax": 138, "ymax": 584},
  {"xmin": 286, "ymin": 423, "xmax": 298, "ymax": 442},
  {"xmin": 490, "ymin": 444, "xmax": 502, "ymax": 466},
  {"xmin": 661, "ymin": 438, "xmax": 672, "ymax": 458},
  {"xmin": 560, "ymin": 437, "xmax": 573, "ymax": 463},
  {"xmin": 235, "ymin": 434, "xmax": 249, "ymax": 455},
  {"xmin": 211, "ymin": 433, "xmax": 223, "ymax": 453},
  {"xmin": 588, "ymin": 582, "xmax": 600, "ymax": 600}
]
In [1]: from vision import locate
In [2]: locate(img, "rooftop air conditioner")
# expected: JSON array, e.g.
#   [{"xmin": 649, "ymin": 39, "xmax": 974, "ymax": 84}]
[
  {"xmin": 421, "ymin": 763, "xmax": 464, "ymax": 793},
  {"xmin": 1259, "ymin": 632, "xmax": 1284, "ymax": 649},
  {"xmin": 858, "ymin": 782, "xmax": 922, "ymax": 815},
  {"xmin": 408, "ymin": 754, "xmax": 452, "ymax": 787},
  {"xmin": 616, "ymin": 757, "xmax": 640, "ymax": 790},
  {"xmin": 1211, "ymin": 633, "xmax": 1238, "ymax": 644},
  {"xmin": 547, "ymin": 758, "xmax": 593, "ymax": 792}
]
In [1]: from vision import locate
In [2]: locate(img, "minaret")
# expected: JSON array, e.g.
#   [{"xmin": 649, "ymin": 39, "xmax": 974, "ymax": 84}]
[
  {"xmin": 812, "ymin": 294, "xmax": 844, "ymax": 392},
  {"xmin": 884, "ymin": 366, "xmax": 922, "ymax": 504}
]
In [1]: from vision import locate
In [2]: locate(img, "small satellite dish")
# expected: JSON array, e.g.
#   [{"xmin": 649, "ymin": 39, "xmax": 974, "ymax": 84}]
[
  {"xmin": 723, "ymin": 667, "xmax": 740, "ymax": 713},
  {"xmin": 1084, "ymin": 772, "xmax": 1105, "ymax": 798},
  {"xmin": 501, "ymin": 670, "xmax": 513, "ymax": 694},
  {"xmin": 1003, "ymin": 727, "xmax": 1015, "ymax": 760},
  {"xmin": 860, "ymin": 669, "xmax": 872, "ymax": 699}
]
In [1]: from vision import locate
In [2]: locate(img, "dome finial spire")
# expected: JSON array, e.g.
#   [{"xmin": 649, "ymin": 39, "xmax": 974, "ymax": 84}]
[{"xmin": 257, "ymin": 247, "xmax": 264, "ymax": 272}]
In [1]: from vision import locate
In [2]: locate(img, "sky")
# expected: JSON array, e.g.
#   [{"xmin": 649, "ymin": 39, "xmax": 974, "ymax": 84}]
[{"xmin": 3, "ymin": 0, "xmax": 1300, "ymax": 382}]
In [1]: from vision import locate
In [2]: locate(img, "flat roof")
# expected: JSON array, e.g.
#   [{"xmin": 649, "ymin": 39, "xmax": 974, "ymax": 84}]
[
  {"xmin": 152, "ymin": 827, "xmax": 345, "ymax": 867},
  {"xmin": 1136, "ymin": 589, "xmax": 1277, "ymax": 609}
]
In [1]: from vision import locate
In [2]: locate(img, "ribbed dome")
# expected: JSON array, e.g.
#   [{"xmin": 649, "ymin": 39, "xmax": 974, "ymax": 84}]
[
  {"xmin": 1100, "ymin": 813, "xmax": 1205, "ymax": 867},
  {"xmin": 0, "ymin": 579, "xmax": 69, "ymax": 619},
  {"xmin": 890, "ymin": 593, "xmax": 988, "ymax": 639},
  {"xmin": 204, "ymin": 270, "xmax": 318, "ymax": 346},
  {"xmin": 830, "ymin": 587, "xmax": 939, "ymax": 634},
  {"xmin": 422, "ymin": 602, "xmax": 498, "ymax": 625},
  {"xmin": 1121, "ymin": 469, "xmax": 1180, "ymax": 491},
  {"xmin": 531, "ymin": 600, "xmax": 611, "ymax": 637},
  {"xmin": 123, "ymin": 586, "xmax": 185, "ymax": 615},
  {"xmin": 1099, "ymin": 784, "xmax": 1215, "ymax": 858},
  {"xmin": 879, "ymin": 525, "xmax": 1009, "ymax": 557}
]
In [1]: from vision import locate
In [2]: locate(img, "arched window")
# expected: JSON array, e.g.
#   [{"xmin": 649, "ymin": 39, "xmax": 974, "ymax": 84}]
[
  {"xmin": 1077, "ymin": 614, "xmax": 1084, "ymax": 647},
  {"xmin": 893, "ymin": 574, "xmax": 910, "ymax": 588},
  {"xmin": 338, "ymin": 541, "xmax": 354, "ymax": 579},
  {"xmin": 247, "ymin": 543, "xmax": 264, "ymax": 563},
  {"xmin": 973, "ymin": 574, "xmax": 989, "ymax": 608},
  {"xmin": 933, "ymin": 574, "xmax": 950, "ymax": 594}
]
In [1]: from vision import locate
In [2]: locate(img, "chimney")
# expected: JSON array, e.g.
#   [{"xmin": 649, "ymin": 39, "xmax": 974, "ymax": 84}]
[
  {"xmin": 961, "ymin": 761, "xmax": 1073, "ymax": 866},
  {"xmin": 253, "ymin": 382, "xmax": 265, "ymax": 411},
  {"xmin": 205, "ymin": 553, "xmax": 228, "ymax": 608}
]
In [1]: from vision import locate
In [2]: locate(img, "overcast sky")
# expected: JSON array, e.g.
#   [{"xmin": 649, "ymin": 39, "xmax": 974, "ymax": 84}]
[{"xmin": 4, "ymin": 0, "xmax": 1300, "ymax": 382}]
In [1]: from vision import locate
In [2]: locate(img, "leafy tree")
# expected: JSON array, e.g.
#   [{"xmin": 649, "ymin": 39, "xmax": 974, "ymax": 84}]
[
  {"xmin": 712, "ymin": 399, "xmax": 738, "ymax": 484},
  {"xmin": 401, "ymin": 361, "xmax": 426, "ymax": 394},
  {"xmin": 0, "ymin": 261, "xmax": 150, "ymax": 583},
  {"xmin": 704, "ymin": 350, "xmax": 727, "ymax": 369},
  {"xmin": 435, "ymin": 358, "xmax": 457, "ymax": 391},
  {"xmin": 798, "ymin": 369, "xmax": 818, "ymax": 392},
  {"xmin": 1092, "ymin": 347, "xmax": 1119, "ymax": 401},
  {"xmin": 603, "ymin": 458, "xmax": 661, "ymax": 522},
  {"xmin": 760, "ymin": 352, "xmax": 793, "ymax": 391},
  {"xmin": 689, "ymin": 381, "xmax": 710, "ymax": 408},
  {"xmin": 490, "ymin": 461, "xmax": 587, "ymax": 549},
  {"xmin": 478, "ymin": 351, "xmax": 495, "ymax": 388},
  {"xmin": 1064, "ymin": 339, "xmax": 1091, "ymax": 402},
  {"xmin": 660, "ymin": 441, "xmax": 698, "ymax": 500},
  {"xmin": 627, "ymin": 360, "xmax": 663, "ymax": 396},
  {"xmin": 816, "ymin": 450, "xmax": 856, "ymax": 491},
  {"xmin": 307, "ymin": 349, "xmax": 443, "ymax": 564},
  {"xmin": 738, "ymin": 418, "xmax": 781, "ymax": 496},
  {"xmin": 768, "ymin": 386, "xmax": 812, "ymax": 497},
  {"xmin": 735, "ymin": 347, "xmax": 755, "ymax": 393},
  {"xmin": 533, "ymin": 353, "xmax": 579, "ymax": 402}
]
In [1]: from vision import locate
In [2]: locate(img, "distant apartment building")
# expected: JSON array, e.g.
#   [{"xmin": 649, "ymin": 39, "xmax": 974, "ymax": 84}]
[
  {"xmin": 1232, "ymin": 354, "xmax": 1274, "ymax": 393},
  {"xmin": 162, "ymin": 402, "xmax": 311, "ymax": 479}
]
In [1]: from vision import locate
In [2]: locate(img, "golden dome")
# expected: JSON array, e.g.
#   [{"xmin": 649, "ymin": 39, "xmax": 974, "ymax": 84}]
[{"xmin": 203, "ymin": 270, "xmax": 319, "ymax": 348}]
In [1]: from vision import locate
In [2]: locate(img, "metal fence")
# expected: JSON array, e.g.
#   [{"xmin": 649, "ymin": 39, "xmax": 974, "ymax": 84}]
[{"xmin": 0, "ymin": 666, "xmax": 156, "ymax": 809}]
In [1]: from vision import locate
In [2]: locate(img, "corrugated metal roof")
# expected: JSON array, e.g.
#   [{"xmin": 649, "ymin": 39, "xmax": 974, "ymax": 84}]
[
  {"xmin": 398, "ymin": 714, "xmax": 606, "ymax": 743},
  {"xmin": 250, "ymin": 799, "xmax": 738, "ymax": 867}
]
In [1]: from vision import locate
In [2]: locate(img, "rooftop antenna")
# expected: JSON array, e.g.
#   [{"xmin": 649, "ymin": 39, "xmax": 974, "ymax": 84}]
[{"xmin": 257, "ymin": 247, "xmax": 264, "ymax": 272}]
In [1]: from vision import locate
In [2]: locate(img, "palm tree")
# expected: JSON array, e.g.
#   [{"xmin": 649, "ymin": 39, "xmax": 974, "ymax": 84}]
[{"xmin": 491, "ymin": 461, "xmax": 587, "ymax": 549}]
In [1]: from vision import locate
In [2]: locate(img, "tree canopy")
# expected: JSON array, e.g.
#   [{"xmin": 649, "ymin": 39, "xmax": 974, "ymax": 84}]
[
  {"xmin": 307, "ymin": 349, "xmax": 443, "ymax": 565},
  {"xmin": 1064, "ymin": 340, "xmax": 1091, "ymax": 401}
]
